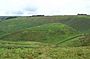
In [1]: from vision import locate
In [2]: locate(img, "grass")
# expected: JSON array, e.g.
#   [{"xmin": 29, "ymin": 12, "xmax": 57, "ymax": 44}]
[
  {"xmin": 0, "ymin": 46, "xmax": 90, "ymax": 59},
  {"xmin": 0, "ymin": 15, "xmax": 90, "ymax": 59},
  {"xmin": 0, "ymin": 38, "xmax": 89, "ymax": 59},
  {"xmin": 0, "ymin": 40, "xmax": 51, "ymax": 48},
  {"xmin": 0, "ymin": 23, "xmax": 78, "ymax": 44},
  {"xmin": 0, "ymin": 15, "xmax": 90, "ymax": 38},
  {"xmin": 58, "ymin": 34, "xmax": 90, "ymax": 47}
]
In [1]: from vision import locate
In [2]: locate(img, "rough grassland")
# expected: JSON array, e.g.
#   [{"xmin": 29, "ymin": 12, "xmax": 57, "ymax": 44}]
[
  {"xmin": 0, "ymin": 23, "xmax": 77, "ymax": 44},
  {"xmin": 0, "ymin": 16, "xmax": 90, "ymax": 59},
  {"xmin": 0, "ymin": 16, "xmax": 90, "ymax": 37},
  {"xmin": 0, "ymin": 46, "xmax": 90, "ymax": 59}
]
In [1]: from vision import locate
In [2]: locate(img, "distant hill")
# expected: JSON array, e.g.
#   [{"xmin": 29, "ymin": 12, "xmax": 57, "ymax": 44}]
[
  {"xmin": 0, "ymin": 15, "xmax": 90, "ymax": 37},
  {"xmin": 0, "ymin": 16, "xmax": 17, "ymax": 20}
]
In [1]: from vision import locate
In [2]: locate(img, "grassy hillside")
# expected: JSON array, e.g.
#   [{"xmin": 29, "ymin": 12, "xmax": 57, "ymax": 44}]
[
  {"xmin": 0, "ymin": 40, "xmax": 89, "ymax": 59},
  {"xmin": 62, "ymin": 16, "xmax": 90, "ymax": 33},
  {"xmin": 0, "ymin": 15, "xmax": 90, "ymax": 46},
  {"xmin": 0, "ymin": 40, "xmax": 51, "ymax": 48},
  {"xmin": 57, "ymin": 34, "xmax": 90, "ymax": 47},
  {"xmin": 0, "ymin": 44, "xmax": 89, "ymax": 59},
  {"xmin": 0, "ymin": 15, "xmax": 90, "ymax": 59},
  {"xmin": 0, "ymin": 23, "xmax": 90, "ymax": 47},
  {"xmin": 0, "ymin": 23, "xmax": 78, "ymax": 44},
  {"xmin": 0, "ymin": 15, "xmax": 90, "ymax": 37}
]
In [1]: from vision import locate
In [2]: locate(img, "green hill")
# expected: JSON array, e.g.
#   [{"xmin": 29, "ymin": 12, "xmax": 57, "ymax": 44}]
[
  {"xmin": 0, "ymin": 23, "xmax": 77, "ymax": 44},
  {"xmin": 62, "ymin": 16, "xmax": 90, "ymax": 33},
  {"xmin": 0, "ymin": 15, "xmax": 90, "ymax": 46},
  {"xmin": 0, "ymin": 16, "xmax": 90, "ymax": 59},
  {"xmin": 0, "ymin": 15, "xmax": 90, "ymax": 38}
]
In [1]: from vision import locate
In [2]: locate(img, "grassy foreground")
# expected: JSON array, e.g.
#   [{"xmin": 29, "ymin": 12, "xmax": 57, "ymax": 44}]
[
  {"xmin": 0, "ymin": 46, "xmax": 90, "ymax": 59},
  {"xmin": 0, "ymin": 40, "xmax": 89, "ymax": 59}
]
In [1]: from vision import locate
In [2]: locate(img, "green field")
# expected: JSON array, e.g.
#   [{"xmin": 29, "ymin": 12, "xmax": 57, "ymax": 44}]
[{"xmin": 0, "ymin": 15, "xmax": 90, "ymax": 59}]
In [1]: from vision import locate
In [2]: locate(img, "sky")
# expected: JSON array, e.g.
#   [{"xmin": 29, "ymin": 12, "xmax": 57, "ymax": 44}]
[{"xmin": 0, "ymin": 0, "xmax": 90, "ymax": 16}]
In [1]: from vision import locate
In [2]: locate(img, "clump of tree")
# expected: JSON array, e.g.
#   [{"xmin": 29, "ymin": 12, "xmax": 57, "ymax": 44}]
[
  {"xmin": 31, "ymin": 15, "xmax": 44, "ymax": 17},
  {"xmin": 77, "ymin": 13, "xmax": 87, "ymax": 15}
]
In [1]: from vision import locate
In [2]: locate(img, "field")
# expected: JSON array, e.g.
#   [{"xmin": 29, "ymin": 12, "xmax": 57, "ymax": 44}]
[{"xmin": 0, "ymin": 15, "xmax": 90, "ymax": 59}]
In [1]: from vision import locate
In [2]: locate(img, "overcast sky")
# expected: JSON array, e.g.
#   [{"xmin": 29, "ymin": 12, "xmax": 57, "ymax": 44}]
[{"xmin": 0, "ymin": 0, "xmax": 90, "ymax": 16}]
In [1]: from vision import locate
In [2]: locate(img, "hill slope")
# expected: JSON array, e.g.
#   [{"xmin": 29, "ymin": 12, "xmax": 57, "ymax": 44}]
[
  {"xmin": 59, "ymin": 34, "xmax": 90, "ymax": 47},
  {"xmin": 0, "ymin": 16, "xmax": 90, "ymax": 59},
  {"xmin": 0, "ymin": 15, "xmax": 90, "ymax": 38},
  {"xmin": 0, "ymin": 23, "xmax": 78, "ymax": 44}
]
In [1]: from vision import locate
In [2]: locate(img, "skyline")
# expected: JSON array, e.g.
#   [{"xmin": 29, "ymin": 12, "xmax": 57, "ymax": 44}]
[{"xmin": 0, "ymin": 0, "xmax": 90, "ymax": 16}]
